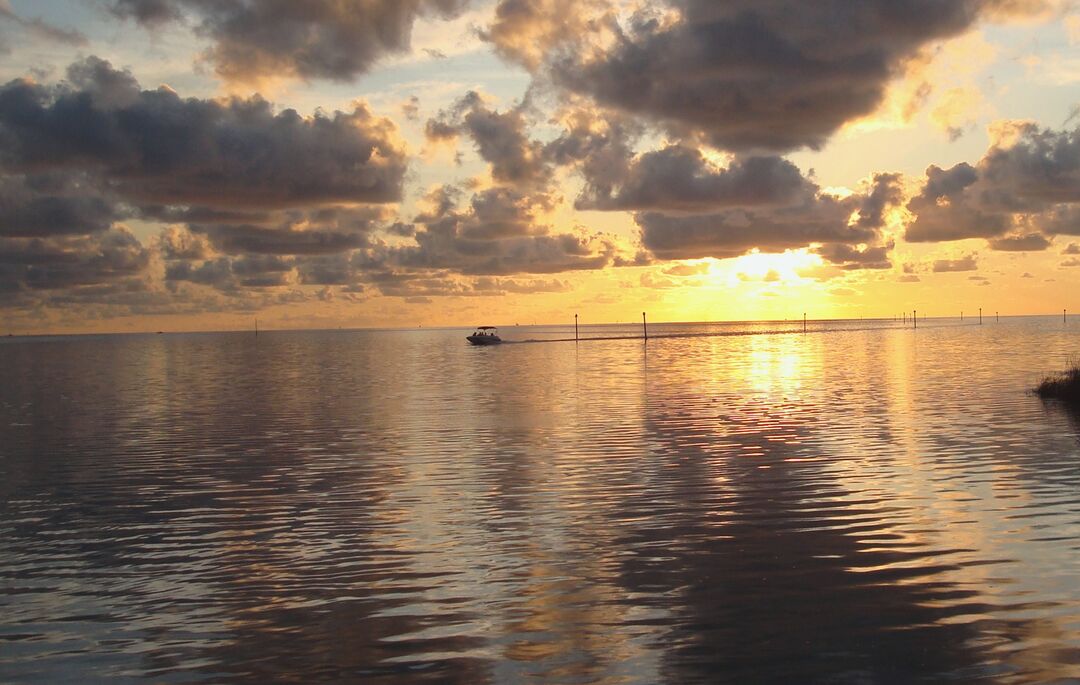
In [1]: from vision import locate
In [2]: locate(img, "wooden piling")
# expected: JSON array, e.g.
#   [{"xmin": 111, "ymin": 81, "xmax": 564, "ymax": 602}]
[
  {"xmin": 803, "ymin": 312, "xmax": 806, "ymax": 333},
  {"xmin": 913, "ymin": 310, "xmax": 917, "ymax": 330},
  {"xmin": 575, "ymin": 313, "xmax": 578, "ymax": 342},
  {"xmin": 642, "ymin": 312, "xmax": 648, "ymax": 340}
]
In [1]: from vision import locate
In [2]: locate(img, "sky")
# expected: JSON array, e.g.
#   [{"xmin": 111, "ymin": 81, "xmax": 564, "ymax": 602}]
[{"xmin": 1, "ymin": 0, "xmax": 1079, "ymax": 334}]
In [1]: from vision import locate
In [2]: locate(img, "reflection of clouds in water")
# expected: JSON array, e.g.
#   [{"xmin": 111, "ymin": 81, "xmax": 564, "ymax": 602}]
[
  {"xmin": 617, "ymin": 335, "xmax": 988, "ymax": 681},
  {"xmin": 2, "ymin": 319, "xmax": 1080, "ymax": 682}
]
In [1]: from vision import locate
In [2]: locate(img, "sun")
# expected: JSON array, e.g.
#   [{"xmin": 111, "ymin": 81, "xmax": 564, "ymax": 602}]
[{"xmin": 711, "ymin": 249, "xmax": 824, "ymax": 285}]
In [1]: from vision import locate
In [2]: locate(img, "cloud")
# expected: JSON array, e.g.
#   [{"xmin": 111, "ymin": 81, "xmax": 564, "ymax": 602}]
[
  {"xmin": 575, "ymin": 147, "xmax": 813, "ymax": 212},
  {"xmin": 905, "ymin": 162, "xmax": 1010, "ymax": 241},
  {"xmin": 0, "ymin": 173, "xmax": 123, "ymax": 238},
  {"xmin": 426, "ymin": 92, "xmax": 551, "ymax": 187},
  {"xmin": 109, "ymin": 0, "xmax": 471, "ymax": 84},
  {"xmin": 627, "ymin": 167, "xmax": 897, "ymax": 262},
  {"xmin": 898, "ymin": 274, "xmax": 921, "ymax": 282},
  {"xmin": 932, "ymin": 254, "xmax": 978, "ymax": 272},
  {"xmin": 471, "ymin": 276, "xmax": 570, "ymax": 294},
  {"xmin": 0, "ymin": 2, "xmax": 88, "ymax": 46},
  {"xmin": 930, "ymin": 87, "xmax": 984, "ymax": 140},
  {"xmin": 1064, "ymin": 243, "xmax": 1080, "ymax": 254},
  {"xmin": 855, "ymin": 173, "xmax": 905, "ymax": 228},
  {"xmin": 816, "ymin": 241, "xmax": 893, "ymax": 270},
  {"xmin": 987, "ymin": 233, "xmax": 1052, "ymax": 251},
  {"xmin": 0, "ymin": 227, "xmax": 151, "ymax": 294},
  {"xmin": 540, "ymin": 0, "xmax": 1025, "ymax": 152},
  {"xmin": 159, "ymin": 225, "xmax": 212, "ymax": 260},
  {"xmin": 663, "ymin": 262, "xmax": 710, "ymax": 277},
  {"xmin": 553, "ymin": 124, "xmax": 902, "ymax": 262},
  {"xmin": 637, "ymin": 200, "xmax": 878, "ymax": 261},
  {"xmin": 389, "ymin": 185, "xmax": 619, "ymax": 275},
  {"xmin": 0, "ymin": 58, "xmax": 408, "ymax": 210},
  {"xmin": 905, "ymin": 121, "xmax": 1080, "ymax": 242},
  {"xmin": 481, "ymin": 0, "xmax": 604, "ymax": 71},
  {"xmin": 184, "ymin": 206, "xmax": 387, "ymax": 257}
]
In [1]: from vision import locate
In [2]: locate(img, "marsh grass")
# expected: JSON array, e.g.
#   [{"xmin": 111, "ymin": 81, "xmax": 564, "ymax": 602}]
[{"xmin": 1035, "ymin": 362, "xmax": 1080, "ymax": 402}]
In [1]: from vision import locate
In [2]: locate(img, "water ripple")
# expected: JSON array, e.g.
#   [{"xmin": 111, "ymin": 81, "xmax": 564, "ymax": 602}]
[{"xmin": 2, "ymin": 319, "xmax": 1080, "ymax": 682}]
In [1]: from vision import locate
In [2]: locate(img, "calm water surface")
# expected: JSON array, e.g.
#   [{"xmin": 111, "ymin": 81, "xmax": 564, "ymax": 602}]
[{"xmin": 3, "ymin": 317, "xmax": 1080, "ymax": 683}]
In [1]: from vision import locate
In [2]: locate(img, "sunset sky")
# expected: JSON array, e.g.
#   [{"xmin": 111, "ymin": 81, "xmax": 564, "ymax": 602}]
[{"xmin": 2, "ymin": 0, "xmax": 1079, "ymax": 333}]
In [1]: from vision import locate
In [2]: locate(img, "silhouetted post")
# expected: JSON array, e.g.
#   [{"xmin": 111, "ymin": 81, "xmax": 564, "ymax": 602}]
[
  {"xmin": 803, "ymin": 312, "xmax": 806, "ymax": 333},
  {"xmin": 574, "ymin": 313, "xmax": 578, "ymax": 342},
  {"xmin": 255, "ymin": 318, "xmax": 258, "ymax": 337},
  {"xmin": 961, "ymin": 311, "xmax": 963, "ymax": 321},
  {"xmin": 979, "ymin": 307, "xmax": 982, "ymax": 325},
  {"xmin": 996, "ymin": 311, "xmax": 999, "ymax": 322},
  {"xmin": 642, "ymin": 312, "xmax": 648, "ymax": 340},
  {"xmin": 913, "ymin": 310, "xmax": 917, "ymax": 330}
]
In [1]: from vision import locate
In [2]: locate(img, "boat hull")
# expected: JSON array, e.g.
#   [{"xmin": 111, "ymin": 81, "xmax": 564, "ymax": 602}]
[{"xmin": 466, "ymin": 335, "xmax": 502, "ymax": 345}]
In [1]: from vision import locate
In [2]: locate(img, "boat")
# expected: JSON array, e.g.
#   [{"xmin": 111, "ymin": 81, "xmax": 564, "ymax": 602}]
[{"xmin": 466, "ymin": 326, "xmax": 502, "ymax": 345}]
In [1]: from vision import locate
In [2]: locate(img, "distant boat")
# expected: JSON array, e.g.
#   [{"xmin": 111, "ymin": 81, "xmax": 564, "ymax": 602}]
[{"xmin": 466, "ymin": 326, "xmax": 502, "ymax": 345}]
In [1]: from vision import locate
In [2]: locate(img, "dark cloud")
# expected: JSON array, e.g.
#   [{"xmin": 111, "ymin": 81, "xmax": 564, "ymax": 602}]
[
  {"xmin": 1064, "ymin": 243, "xmax": 1080, "ymax": 255},
  {"xmin": 107, "ymin": 0, "xmax": 181, "ymax": 24},
  {"xmin": 932, "ymin": 254, "xmax": 978, "ymax": 272},
  {"xmin": 426, "ymin": 92, "xmax": 550, "ymax": 187},
  {"xmin": 191, "ymin": 223, "xmax": 370, "ymax": 256},
  {"xmin": 816, "ymin": 241, "xmax": 893, "ymax": 270},
  {"xmin": 110, "ymin": 0, "xmax": 470, "ymax": 83},
  {"xmin": 856, "ymin": 173, "xmax": 904, "ymax": 228},
  {"xmin": 625, "ymin": 164, "xmax": 894, "ymax": 261},
  {"xmin": 190, "ymin": 204, "xmax": 384, "ymax": 254},
  {"xmin": 638, "ymin": 198, "xmax": 877, "ymax": 261},
  {"xmin": 164, "ymin": 257, "xmax": 236, "ymax": 290},
  {"xmin": 978, "ymin": 123, "xmax": 1080, "ymax": 210},
  {"xmin": 575, "ymin": 148, "xmax": 812, "ymax": 212},
  {"xmin": 904, "ymin": 163, "xmax": 1010, "ymax": 242},
  {"xmin": 987, "ymin": 233, "xmax": 1051, "ymax": 251},
  {"xmin": 1033, "ymin": 204, "xmax": 1080, "ymax": 236},
  {"xmin": 295, "ymin": 254, "xmax": 354, "ymax": 286},
  {"xmin": 391, "ymin": 185, "xmax": 617, "ymax": 274},
  {"xmin": 541, "ymin": 0, "xmax": 1016, "ymax": 152},
  {"xmin": 547, "ymin": 111, "xmax": 902, "ymax": 262},
  {"xmin": 0, "ymin": 58, "xmax": 407, "ymax": 210},
  {"xmin": 0, "ymin": 227, "xmax": 151, "ymax": 293},
  {"xmin": 166, "ymin": 254, "xmax": 296, "ymax": 291},
  {"xmin": 0, "ymin": 173, "xmax": 123, "ymax": 238},
  {"xmin": 545, "ymin": 107, "xmax": 643, "ymax": 202},
  {"xmin": 905, "ymin": 123, "xmax": 1080, "ymax": 242}
]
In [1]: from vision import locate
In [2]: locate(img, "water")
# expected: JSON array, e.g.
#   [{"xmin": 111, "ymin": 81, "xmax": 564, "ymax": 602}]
[{"xmin": 2, "ymin": 317, "xmax": 1080, "ymax": 683}]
